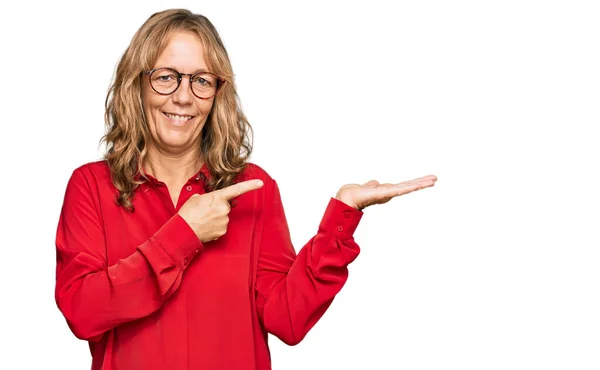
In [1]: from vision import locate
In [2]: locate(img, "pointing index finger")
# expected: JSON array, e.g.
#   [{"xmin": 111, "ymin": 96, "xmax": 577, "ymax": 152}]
[{"xmin": 218, "ymin": 179, "xmax": 264, "ymax": 201}]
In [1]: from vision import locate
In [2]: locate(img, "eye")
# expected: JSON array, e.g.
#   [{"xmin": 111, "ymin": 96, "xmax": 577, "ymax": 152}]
[
  {"xmin": 151, "ymin": 70, "xmax": 178, "ymax": 83},
  {"xmin": 155, "ymin": 74, "xmax": 176, "ymax": 82},
  {"xmin": 193, "ymin": 74, "xmax": 215, "ymax": 87}
]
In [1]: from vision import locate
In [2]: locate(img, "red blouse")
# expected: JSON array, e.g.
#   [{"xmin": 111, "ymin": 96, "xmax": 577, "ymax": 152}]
[{"xmin": 55, "ymin": 160, "xmax": 363, "ymax": 370}]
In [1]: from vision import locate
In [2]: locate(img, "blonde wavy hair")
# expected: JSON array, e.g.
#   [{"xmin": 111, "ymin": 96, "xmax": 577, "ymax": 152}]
[{"xmin": 101, "ymin": 8, "xmax": 253, "ymax": 212}]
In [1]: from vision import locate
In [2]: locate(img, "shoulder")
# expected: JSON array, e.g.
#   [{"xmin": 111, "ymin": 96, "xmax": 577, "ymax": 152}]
[
  {"xmin": 72, "ymin": 159, "xmax": 109, "ymax": 174},
  {"xmin": 68, "ymin": 160, "xmax": 113, "ymax": 190},
  {"xmin": 239, "ymin": 162, "xmax": 276, "ymax": 184},
  {"xmin": 238, "ymin": 162, "xmax": 284, "ymax": 199}
]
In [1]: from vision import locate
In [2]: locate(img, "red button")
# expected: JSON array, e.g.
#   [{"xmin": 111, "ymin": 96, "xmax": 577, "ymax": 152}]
[
  {"xmin": 186, "ymin": 185, "xmax": 192, "ymax": 191},
  {"xmin": 337, "ymin": 226, "xmax": 344, "ymax": 232},
  {"xmin": 344, "ymin": 211, "xmax": 351, "ymax": 218}
]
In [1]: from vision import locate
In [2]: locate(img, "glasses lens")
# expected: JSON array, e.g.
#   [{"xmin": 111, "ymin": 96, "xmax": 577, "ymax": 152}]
[
  {"xmin": 191, "ymin": 73, "xmax": 218, "ymax": 98},
  {"xmin": 150, "ymin": 69, "xmax": 179, "ymax": 94}
]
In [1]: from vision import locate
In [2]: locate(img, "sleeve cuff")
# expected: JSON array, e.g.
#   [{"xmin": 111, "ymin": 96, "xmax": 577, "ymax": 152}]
[
  {"xmin": 318, "ymin": 197, "xmax": 363, "ymax": 239},
  {"xmin": 151, "ymin": 213, "xmax": 204, "ymax": 270}
]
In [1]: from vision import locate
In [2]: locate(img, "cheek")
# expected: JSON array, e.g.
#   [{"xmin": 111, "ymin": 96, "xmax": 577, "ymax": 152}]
[
  {"xmin": 198, "ymin": 100, "xmax": 215, "ymax": 117},
  {"xmin": 142, "ymin": 82, "xmax": 164, "ymax": 110},
  {"xmin": 143, "ymin": 95, "xmax": 168, "ymax": 119},
  {"xmin": 141, "ymin": 89, "xmax": 154, "ymax": 117}
]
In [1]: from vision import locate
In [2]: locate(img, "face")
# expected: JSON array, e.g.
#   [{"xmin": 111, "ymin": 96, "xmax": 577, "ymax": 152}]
[{"xmin": 142, "ymin": 31, "xmax": 215, "ymax": 155}]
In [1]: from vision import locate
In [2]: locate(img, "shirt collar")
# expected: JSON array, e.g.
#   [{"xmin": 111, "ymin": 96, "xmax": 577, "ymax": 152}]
[{"xmin": 136, "ymin": 162, "xmax": 211, "ymax": 185}]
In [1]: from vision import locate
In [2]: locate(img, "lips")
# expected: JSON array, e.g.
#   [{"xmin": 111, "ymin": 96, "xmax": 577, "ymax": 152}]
[{"xmin": 163, "ymin": 111, "xmax": 195, "ymax": 123}]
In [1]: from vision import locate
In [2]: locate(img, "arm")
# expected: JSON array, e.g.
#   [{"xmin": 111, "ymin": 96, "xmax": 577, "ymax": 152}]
[
  {"xmin": 54, "ymin": 168, "xmax": 203, "ymax": 341},
  {"xmin": 255, "ymin": 178, "xmax": 363, "ymax": 345}
]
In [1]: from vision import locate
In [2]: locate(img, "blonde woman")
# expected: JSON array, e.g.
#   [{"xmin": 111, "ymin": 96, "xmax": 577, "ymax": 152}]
[{"xmin": 54, "ymin": 8, "xmax": 437, "ymax": 370}]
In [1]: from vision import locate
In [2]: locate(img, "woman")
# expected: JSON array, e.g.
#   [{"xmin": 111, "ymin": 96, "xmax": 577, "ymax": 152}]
[{"xmin": 54, "ymin": 8, "xmax": 437, "ymax": 370}]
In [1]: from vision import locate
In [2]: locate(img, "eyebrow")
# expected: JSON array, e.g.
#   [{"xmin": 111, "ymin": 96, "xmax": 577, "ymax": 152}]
[{"xmin": 160, "ymin": 66, "xmax": 211, "ymax": 74}]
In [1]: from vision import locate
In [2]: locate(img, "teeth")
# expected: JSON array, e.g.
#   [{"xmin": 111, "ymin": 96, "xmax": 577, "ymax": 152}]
[{"xmin": 165, "ymin": 113, "xmax": 193, "ymax": 122}]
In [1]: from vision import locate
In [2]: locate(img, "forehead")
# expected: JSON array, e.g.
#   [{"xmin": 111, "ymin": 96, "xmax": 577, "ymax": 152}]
[{"xmin": 153, "ymin": 31, "xmax": 208, "ymax": 72}]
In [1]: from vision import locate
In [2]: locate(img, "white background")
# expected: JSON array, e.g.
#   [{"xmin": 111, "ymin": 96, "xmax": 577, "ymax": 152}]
[{"xmin": 1, "ymin": 0, "xmax": 599, "ymax": 369}]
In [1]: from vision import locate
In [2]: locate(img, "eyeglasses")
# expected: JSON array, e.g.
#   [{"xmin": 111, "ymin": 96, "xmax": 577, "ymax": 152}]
[{"xmin": 143, "ymin": 67, "xmax": 224, "ymax": 99}]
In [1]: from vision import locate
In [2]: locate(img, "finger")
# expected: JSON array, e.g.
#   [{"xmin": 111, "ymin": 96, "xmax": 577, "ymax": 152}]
[
  {"xmin": 218, "ymin": 179, "xmax": 264, "ymax": 201},
  {"xmin": 395, "ymin": 181, "xmax": 435, "ymax": 193},
  {"xmin": 415, "ymin": 175, "xmax": 437, "ymax": 182},
  {"xmin": 396, "ymin": 179, "xmax": 436, "ymax": 187},
  {"xmin": 394, "ymin": 175, "xmax": 437, "ymax": 185},
  {"xmin": 362, "ymin": 181, "xmax": 435, "ymax": 206},
  {"xmin": 394, "ymin": 177, "xmax": 437, "ymax": 187},
  {"xmin": 365, "ymin": 184, "xmax": 417, "ymax": 200}
]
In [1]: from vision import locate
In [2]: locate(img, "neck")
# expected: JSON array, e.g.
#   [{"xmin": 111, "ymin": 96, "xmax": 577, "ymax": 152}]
[{"xmin": 143, "ymin": 145, "xmax": 203, "ymax": 185}]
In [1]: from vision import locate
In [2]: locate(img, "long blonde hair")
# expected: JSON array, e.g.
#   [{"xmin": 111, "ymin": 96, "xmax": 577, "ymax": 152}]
[{"xmin": 101, "ymin": 9, "xmax": 253, "ymax": 212}]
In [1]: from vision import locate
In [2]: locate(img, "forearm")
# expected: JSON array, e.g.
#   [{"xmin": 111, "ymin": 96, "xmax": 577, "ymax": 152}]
[
  {"xmin": 55, "ymin": 214, "xmax": 202, "ymax": 341},
  {"xmin": 258, "ymin": 197, "xmax": 362, "ymax": 345}
]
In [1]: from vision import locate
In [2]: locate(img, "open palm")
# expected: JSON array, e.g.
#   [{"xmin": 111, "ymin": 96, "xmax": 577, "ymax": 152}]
[{"xmin": 335, "ymin": 175, "xmax": 437, "ymax": 211}]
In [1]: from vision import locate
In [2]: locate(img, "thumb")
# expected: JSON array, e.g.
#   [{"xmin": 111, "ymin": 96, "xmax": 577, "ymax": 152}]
[{"xmin": 362, "ymin": 180, "xmax": 379, "ymax": 187}]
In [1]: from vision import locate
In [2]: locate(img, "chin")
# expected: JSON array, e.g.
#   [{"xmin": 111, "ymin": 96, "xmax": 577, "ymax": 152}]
[
  {"xmin": 160, "ymin": 133, "xmax": 195, "ymax": 148},
  {"xmin": 157, "ymin": 125, "xmax": 203, "ymax": 150}
]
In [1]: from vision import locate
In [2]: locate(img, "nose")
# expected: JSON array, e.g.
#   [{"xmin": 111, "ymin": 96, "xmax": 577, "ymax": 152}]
[{"xmin": 172, "ymin": 76, "xmax": 193, "ymax": 105}]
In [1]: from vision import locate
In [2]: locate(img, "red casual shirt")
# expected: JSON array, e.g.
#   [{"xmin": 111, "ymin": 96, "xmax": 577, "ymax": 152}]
[{"xmin": 55, "ymin": 160, "xmax": 363, "ymax": 370}]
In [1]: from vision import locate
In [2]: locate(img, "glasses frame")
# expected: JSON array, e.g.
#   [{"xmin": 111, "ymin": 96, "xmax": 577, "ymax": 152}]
[{"xmin": 143, "ymin": 67, "xmax": 225, "ymax": 100}]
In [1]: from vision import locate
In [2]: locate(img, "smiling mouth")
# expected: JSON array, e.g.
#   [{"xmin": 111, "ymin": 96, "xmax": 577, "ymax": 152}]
[{"xmin": 163, "ymin": 112, "xmax": 195, "ymax": 123}]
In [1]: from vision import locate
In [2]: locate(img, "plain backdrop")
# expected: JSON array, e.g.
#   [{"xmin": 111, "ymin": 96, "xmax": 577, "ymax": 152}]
[{"xmin": 1, "ymin": 0, "xmax": 599, "ymax": 369}]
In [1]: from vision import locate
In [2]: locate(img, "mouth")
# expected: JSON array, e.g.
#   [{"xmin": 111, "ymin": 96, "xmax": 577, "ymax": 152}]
[{"xmin": 162, "ymin": 112, "xmax": 196, "ymax": 124}]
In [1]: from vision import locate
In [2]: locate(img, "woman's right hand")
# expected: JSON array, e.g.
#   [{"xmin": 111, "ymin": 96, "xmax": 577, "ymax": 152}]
[{"xmin": 177, "ymin": 179, "xmax": 264, "ymax": 243}]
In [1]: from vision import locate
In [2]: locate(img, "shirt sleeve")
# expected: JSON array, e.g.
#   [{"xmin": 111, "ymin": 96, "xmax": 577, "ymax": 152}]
[
  {"xmin": 255, "ymin": 177, "xmax": 363, "ymax": 345},
  {"xmin": 54, "ymin": 167, "xmax": 204, "ymax": 341}
]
